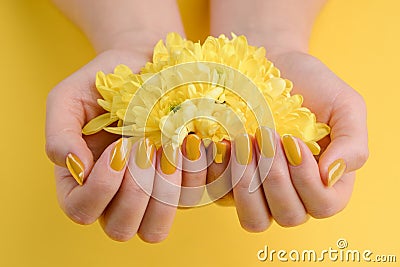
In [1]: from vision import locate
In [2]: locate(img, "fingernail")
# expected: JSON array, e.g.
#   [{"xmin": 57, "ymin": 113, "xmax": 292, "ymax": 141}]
[
  {"xmin": 306, "ymin": 141, "xmax": 321, "ymax": 155},
  {"xmin": 161, "ymin": 143, "xmax": 178, "ymax": 175},
  {"xmin": 66, "ymin": 153, "xmax": 85, "ymax": 185},
  {"xmin": 110, "ymin": 138, "xmax": 131, "ymax": 171},
  {"xmin": 282, "ymin": 134, "xmax": 302, "ymax": 166},
  {"xmin": 135, "ymin": 138, "xmax": 155, "ymax": 169},
  {"xmin": 213, "ymin": 141, "xmax": 227, "ymax": 164},
  {"xmin": 185, "ymin": 134, "xmax": 201, "ymax": 161},
  {"xmin": 328, "ymin": 159, "xmax": 346, "ymax": 187},
  {"xmin": 255, "ymin": 127, "xmax": 274, "ymax": 158},
  {"xmin": 235, "ymin": 133, "xmax": 252, "ymax": 165}
]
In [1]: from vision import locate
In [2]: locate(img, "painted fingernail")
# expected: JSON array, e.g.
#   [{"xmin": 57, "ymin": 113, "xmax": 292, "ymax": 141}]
[
  {"xmin": 328, "ymin": 159, "xmax": 346, "ymax": 187},
  {"xmin": 185, "ymin": 134, "xmax": 201, "ymax": 161},
  {"xmin": 135, "ymin": 138, "xmax": 155, "ymax": 169},
  {"xmin": 235, "ymin": 133, "xmax": 252, "ymax": 165},
  {"xmin": 161, "ymin": 143, "xmax": 178, "ymax": 174},
  {"xmin": 110, "ymin": 138, "xmax": 131, "ymax": 171},
  {"xmin": 306, "ymin": 141, "xmax": 321, "ymax": 155},
  {"xmin": 255, "ymin": 127, "xmax": 275, "ymax": 158},
  {"xmin": 66, "ymin": 153, "xmax": 85, "ymax": 185},
  {"xmin": 282, "ymin": 134, "xmax": 302, "ymax": 166},
  {"xmin": 213, "ymin": 141, "xmax": 227, "ymax": 164}
]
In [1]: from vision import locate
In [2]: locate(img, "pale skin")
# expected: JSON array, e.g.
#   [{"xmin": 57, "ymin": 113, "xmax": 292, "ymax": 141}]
[{"xmin": 46, "ymin": 0, "xmax": 368, "ymax": 242}]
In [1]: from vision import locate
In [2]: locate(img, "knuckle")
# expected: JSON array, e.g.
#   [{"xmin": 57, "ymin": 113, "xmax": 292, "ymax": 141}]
[
  {"xmin": 265, "ymin": 169, "xmax": 288, "ymax": 188},
  {"xmin": 123, "ymin": 182, "xmax": 148, "ymax": 197},
  {"xmin": 275, "ymin": 212, "xmax": 308, "ymax": 227},
  {"xmin": 64, "ymin": 203, "xmax": 97, "ymax": 225},
  {"xmin": 291, "ymin": 174, "xmax": 316, "ymax": 189},
  {"xmin": 91, "ymin": 177, "xmax": 119, "ymax": 196},
  {"xmin": 153, "ymin": 188, "xmax": 180, "ymax": 205},
  {"xmin": 236, "ymin": 178, "xmax": 252, "ymax": 191},
  {"xmin": 123, "ymin": 177, "xmax": 153, "ymax": 197},
  {"xmin": 182, "ymin": 172, "xmax": 206, "ymax": 184}
]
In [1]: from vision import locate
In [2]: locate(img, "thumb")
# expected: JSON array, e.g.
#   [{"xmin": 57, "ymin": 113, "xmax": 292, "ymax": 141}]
[
  {"xmin": 318, "ymin": 91, "xmax": 369, "ymax": 187},
  {"xmin": 45, "ymin": 86, "xmax": 94, "ymax": 180}
]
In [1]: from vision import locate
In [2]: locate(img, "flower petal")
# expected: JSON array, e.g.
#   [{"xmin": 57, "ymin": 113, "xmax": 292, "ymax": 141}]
[{"xmin": 82, "ymin": 113, "xmax": 118, "ymax": 135}]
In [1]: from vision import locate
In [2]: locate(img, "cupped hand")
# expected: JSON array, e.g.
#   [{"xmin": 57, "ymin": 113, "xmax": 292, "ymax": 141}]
[
  {"xmin": 46, "ymin": 48, "xmax": 208, "ymax": 242},
  {"xmin": 208, "ymin": 51, "xmax": 369, "ymax": 232}
]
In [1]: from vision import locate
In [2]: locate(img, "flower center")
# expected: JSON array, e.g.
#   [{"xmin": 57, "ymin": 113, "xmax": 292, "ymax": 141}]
[{"xmin": 170, "ymin": 104, "xmax": 182, "ymax": 113}]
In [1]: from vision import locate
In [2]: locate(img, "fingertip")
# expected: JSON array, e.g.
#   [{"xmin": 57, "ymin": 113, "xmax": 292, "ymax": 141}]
[
  {"xmin": 182, "ymin": 134, "xmax": 202, "ymax": 161},
  {"xmin": 109, "ymin": 137, "xmax": 132, "ymax": 172},
  {"xmin": 159, "ymin": 143, "xmax": 181, "ymax": 176},
  {"xmin": 318, "ymin": 137, "xmax": 368, "ymax": 187},
  {"xmin": 66, "ymin": 153, "xmax": 85, "ymax": 185},
  {"xmin": 327, "ymin": 158, "xmax": 347, "ymax": 187},
  {"xmin": 255, "ymin": 126, "xmax": 276, "ymax": 159},
  {"xmin": 81, "ymin": 137, "xmax": 129, "ymax": 189},
  {"xmin": 283, "ymin": 136, "xmax": 322, "ymax": 188},
  {"xmin": 133, "ymin": 138, "xmax": 156, "ymax": 170},
  {"xmin": 281, "ymin": 134, "xmax": 302, "ymax": 167}
]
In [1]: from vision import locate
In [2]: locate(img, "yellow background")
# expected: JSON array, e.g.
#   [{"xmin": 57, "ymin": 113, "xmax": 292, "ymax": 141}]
[{"xmin": 1, "ymin": 0, "xmax": 399, "ymax": 266}]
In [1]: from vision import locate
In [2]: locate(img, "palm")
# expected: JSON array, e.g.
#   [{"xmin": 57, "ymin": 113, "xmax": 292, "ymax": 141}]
[
  {"xmin": 50, "ymin": 49, "xmax": 151, "ymax": 161},
  {"xmin": 271, "ymin": 51, "xmax": 363, "ymax": 154}
]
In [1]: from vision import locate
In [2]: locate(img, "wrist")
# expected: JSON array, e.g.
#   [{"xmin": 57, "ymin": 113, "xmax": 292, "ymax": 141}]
[
  {"xmin": 212, "ymin": 27, "xmax": 309, "ymax": 61},
  {"xmin": 53, "ymin": 0, "xmax": 185, "ymax": 55},
  {"xmin": 253, "ymin": 30, "xmax": 309, "ymax": 60},
  {"xmin": 93, "ymin": 27, "xmax": 185, "ymax": 55},
  {"xmin": 209, "ymin": 0, "xmax": 326, "ymax": 61},
  {"xmin": 211, "ymin": 25, "xmax": 309, "ymax": 60}
]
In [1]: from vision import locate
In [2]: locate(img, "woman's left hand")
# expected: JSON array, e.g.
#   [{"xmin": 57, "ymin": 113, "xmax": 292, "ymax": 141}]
[{"xmin": 207, "ymin": 51, "xmax": 369, "ymax": 232}]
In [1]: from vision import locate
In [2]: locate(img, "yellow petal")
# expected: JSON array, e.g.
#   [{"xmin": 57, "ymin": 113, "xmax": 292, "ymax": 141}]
[
  {"xmin": 106, "ymin": 74, "xmax": 124, "ymax": 87},
  {"xmin": 96, "ymin": 71, "xmax": 106, "ymax": 87},
  {"xmin": 97, "ymin": 85, "xmax": 117, "ymax": 101},
  {"xmin": 315, "ymin": 123, "xmax": 331, "ymax": 140},
  {"xmin": 82, "ymin": 113, "xmax": 118, "ymax": 135},
  {"xmin": 104, "ymin": 125, "xmax": 134, "ymax": 135},
  {"xmin": 114, "ymin": 64, "xmax": 133, "ymax": 78},
  {"xmin": 265, "ymin": 77, "xmax": 286, "ymax": 99},
  {"xmin": 97, "ymin": 99, "xmax": 111, "ymax": 111}
]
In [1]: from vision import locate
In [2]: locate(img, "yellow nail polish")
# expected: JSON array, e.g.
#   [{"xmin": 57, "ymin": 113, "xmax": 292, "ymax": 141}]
[
  {"xmin": 161, "ymin": 143, "xmax": 178, "ymax": 175},
  {"xmin": 135, "ymin": 138, "xmax": 155, "ymax": 169},
  {"xmin": 255, "ymin": 127, "xmax": 275, "ymax": 158},
  {"xmin": 282, "ymin": 134, "xmax": 302, "ymax": 166},
  {"xmin": 185, "ymin": 134, "xmax": 201, "ymax": 161},
  {"xmin": 213, "ymin": 142, "xmax": 227, "ymax": 164},
  {"xmin": 328, "ymin": 159, "xmax": 346, "ymax": 187},
  {"xmin": 66, "ymin": 153, "xmax": 85, "ymax": 185},
  {"xmin": 306, "ymin": 141, "xmax": 321, "ymax": 155},
  {"xmin": 110, "ymin": 138, "xmax": 130, "ymax": 171},
  {"xmin": 235, "ymin": 134, "xmax": 252, "ymax": 165}
]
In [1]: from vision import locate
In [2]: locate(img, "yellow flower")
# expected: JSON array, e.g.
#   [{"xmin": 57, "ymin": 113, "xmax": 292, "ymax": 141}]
[{"xmin": 82, "ymin": 33, "xmax": 330, "ymax": 154}]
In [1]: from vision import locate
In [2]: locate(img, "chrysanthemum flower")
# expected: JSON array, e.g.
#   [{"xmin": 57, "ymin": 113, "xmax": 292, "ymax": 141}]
[{"xmin": 82, "ymin": 33, "xmax": 330, "ymax": 154}]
